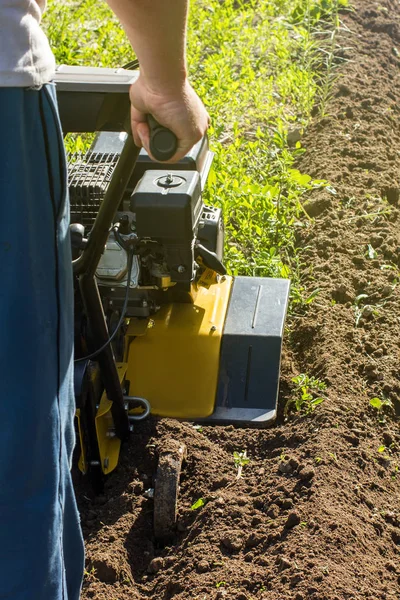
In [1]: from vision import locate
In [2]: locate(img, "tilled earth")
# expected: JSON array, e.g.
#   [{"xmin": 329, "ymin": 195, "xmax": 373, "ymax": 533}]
[{"xmin": 78, "ymin": 1, "xmax": 400, "ymax": 598}]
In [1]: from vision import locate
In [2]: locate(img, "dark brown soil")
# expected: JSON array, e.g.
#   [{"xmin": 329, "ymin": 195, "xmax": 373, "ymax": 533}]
[{"xmin": 78, "ymin": 1, "xmax": 400, "ymax": 598}]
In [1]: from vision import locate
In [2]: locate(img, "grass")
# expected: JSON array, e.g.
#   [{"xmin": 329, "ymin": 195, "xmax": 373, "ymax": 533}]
[{"xmin": 43, "ymin": 0, "xmax": 348, "ymax": 306}]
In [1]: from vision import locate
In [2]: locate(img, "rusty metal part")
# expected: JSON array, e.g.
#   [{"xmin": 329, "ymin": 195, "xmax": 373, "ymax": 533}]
[{"xmin": 153, "ymin": 440, "xmax": 187, "ymax": 543}]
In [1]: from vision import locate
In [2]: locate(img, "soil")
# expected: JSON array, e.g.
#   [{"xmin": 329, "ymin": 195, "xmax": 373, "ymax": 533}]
[{"xmin": 77, "ymin": 1, "xmax": 400, "ymax": 598}]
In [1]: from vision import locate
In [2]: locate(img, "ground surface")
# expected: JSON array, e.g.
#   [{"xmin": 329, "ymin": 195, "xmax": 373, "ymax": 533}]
[{"xmin": 77, "ymin": 1, "xmax": 400, "ymax": 598}]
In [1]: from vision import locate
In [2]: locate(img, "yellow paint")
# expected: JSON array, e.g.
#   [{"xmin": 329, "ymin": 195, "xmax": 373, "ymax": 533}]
[
  {"xmin": 125, "ymin": 276, "xmax": 232, "ymax": 418},
  {"xmin": 197, "ymin": 267, "xmax": 217, "ymax": 289},
  {"xmin": 95, "ymin": 362, "xmax": 127, "ymax": 474}
]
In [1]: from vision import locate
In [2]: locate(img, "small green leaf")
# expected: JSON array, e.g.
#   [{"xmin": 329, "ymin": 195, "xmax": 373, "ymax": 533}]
[
  {"xmin": 370, "ymin": 397, "xmax": 383, "ymax": 410},
  {"xmin": 378, "ymin": 445, "xmax": 386, "ymax": 453},
  {"xmin": 191, "ymin": 498, "xmax": 205, "ymax": 510},
  {"xmin": 305, "ymin": 288, "xmax": 320, "ymax": 304},
  {"xmin": 311, "ymin": 397, "xmax": 324, "ymax": 408}
]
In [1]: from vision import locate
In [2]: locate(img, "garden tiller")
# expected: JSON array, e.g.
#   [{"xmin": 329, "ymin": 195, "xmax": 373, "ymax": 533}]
[{"xmin": 55, "ymin": 65, "xmax": 290, "ymax": 540}]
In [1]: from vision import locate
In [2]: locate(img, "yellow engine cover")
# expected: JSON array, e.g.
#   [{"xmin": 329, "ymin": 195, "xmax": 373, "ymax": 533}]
[{"xmin": 125, "ymin": 276, "xmax": 232, "ymax": 419}]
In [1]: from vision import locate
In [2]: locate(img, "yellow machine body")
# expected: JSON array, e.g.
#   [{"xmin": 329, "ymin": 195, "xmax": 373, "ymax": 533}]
[
  {"xmin": 125, "ymin": 276, "xmax": 233, "ymax": 418},
  {"xmin": 95, "ymin": 362, "xmax": 127, "ymax": 475}
]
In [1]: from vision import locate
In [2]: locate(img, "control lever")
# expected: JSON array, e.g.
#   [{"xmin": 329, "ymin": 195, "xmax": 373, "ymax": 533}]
[
  {"xmin": 147, "ymin": 114, "xmax": 178, "ymax": 162},
  {"xmin": 70, "ymin": 223, "xmax": 88, "ymax": 260},
  {"xmin": 195, "ymin": 243, "xmax": 227, "ymax": 276}
]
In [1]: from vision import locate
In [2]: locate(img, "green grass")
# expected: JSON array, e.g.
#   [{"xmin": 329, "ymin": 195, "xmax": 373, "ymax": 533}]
[{"xmin": 43, "ymin": 0, "xmax": 347, "ymax": 305}]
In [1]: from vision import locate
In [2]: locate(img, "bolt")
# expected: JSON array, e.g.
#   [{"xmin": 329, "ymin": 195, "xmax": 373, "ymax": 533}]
[
  {"xmin": 142, "ymin": 299, "xmax": 148, "ymax": 308},
  {"xmin": 106, "ymin": 429, "xmax": 116, "ymax": 438},
  {"xmin": 210, "ymin": 325, "xmax": 217, "ymax": 332},
  {"xmin": 89, "ymin": 460, "xmax": 100, "ymax": 467},
  {"xmin": 177, "ymin": 265, "xmax": 186, "ymax": 273},
  {"xmin": 103, "ymin": 457, "xmax": 109, "ymax": 470},
  {"xmin": 221, "ymin": 275, "xmax": 226, "ymax": 282},
  {"xmin": 166, "ymin": 173, "xmax": 173, "ymax": 184}
]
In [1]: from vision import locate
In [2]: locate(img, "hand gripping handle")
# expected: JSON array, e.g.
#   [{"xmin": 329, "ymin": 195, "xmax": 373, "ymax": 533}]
[{"xmin": 147, "ymin": 114, "xmax": 178, "ymax": 162}]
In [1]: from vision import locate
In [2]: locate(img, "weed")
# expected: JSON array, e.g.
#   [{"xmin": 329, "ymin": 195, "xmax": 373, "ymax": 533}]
[
  {"xmin": 370, "ymin": 396, "xmax": 393, "ymax": 411},
  {"xmin": 233, "ymin": 450, "xmax": 250, "ymax": 479},
  {"xmin": 216, "ymin": 581, "xmax": 227, "ymax": 589},
  {"xmin": 353, "ymin": 294, "xmax": 381, "ymax": 327},
  {"xmin": 191, "ymin": 498, "xmax": 206, "ymax": 510},
  {"xmin": 285, "ymin": 373, "xmax": 327, "ymax": 415}
]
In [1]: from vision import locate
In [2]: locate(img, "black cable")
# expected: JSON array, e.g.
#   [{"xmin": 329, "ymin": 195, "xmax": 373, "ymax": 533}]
[{"xmin": 74, "ymin": 249, "xmax": 134, "ymax": 362}]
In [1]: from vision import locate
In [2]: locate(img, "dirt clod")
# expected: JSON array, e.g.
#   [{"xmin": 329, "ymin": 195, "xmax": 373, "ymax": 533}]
[
  {"xmin": 284, "ymin": 511, "xmax": 301, "ymax": 529},
  {"xmin": 148, "ymin": 557, "xmax": 164, "ymax": 574}
]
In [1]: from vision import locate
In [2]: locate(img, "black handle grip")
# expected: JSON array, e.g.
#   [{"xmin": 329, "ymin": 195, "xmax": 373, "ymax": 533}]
[{"xmin": 147, "ymin": 114, "xmax": 178, "ymax": 162}]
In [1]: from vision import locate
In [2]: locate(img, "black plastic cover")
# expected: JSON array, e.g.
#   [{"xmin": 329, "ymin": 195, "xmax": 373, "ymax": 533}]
[
  {"xmin": 131, "ymin": 171, "xmax": 203, "ymax": 240},
  {"xmin": 209, "ymin": 276, "xmax": 290, "ymax": 426},
  {"xmin": 131, "ymin": 171, "xmax": 203, "ymax": 284}
]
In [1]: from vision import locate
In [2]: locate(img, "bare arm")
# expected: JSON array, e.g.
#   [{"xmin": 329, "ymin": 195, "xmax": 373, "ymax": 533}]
[{"xmin": 104, "ymin": 0, "xmax": 209, "ymax": 161}]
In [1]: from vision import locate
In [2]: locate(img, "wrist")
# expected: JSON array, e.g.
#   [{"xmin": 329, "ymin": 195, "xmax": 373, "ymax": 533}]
[{"xmin": 139, "ymin": 67, "xmax": 189, "ymax": 98}]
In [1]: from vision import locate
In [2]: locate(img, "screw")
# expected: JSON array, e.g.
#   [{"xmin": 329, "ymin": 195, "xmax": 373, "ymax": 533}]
[
  {"xmin": 177, "ymin": 265, "xmax": 186, "ymax": 273},
  {"xmin": 166, "ymin": 173, "xmax": 173, "ymax": 184},
  {"xmin": 210, "ymin": 325, "xmax": 217, "ymax": 332},
  {"xmin": 221, "ymin": 275, "xmax": 226, "ymax": 282}
]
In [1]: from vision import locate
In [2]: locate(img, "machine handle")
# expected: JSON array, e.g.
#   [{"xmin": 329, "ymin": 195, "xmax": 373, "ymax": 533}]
[
  {"xmin": 147, "ymin": 114, "xmax": 178, "ymax": 162},
  {"xmin": 195, "ymin": 243, "xmax": 227, "ymax": 276}
]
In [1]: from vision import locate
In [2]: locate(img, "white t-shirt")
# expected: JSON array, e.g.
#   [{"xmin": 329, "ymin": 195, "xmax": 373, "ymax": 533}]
[{"xmin": 0, "ymin": 0, "xmax": 55, "ymax": 87}]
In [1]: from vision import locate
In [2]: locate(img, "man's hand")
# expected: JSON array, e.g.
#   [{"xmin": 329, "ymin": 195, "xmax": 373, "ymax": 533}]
[
  {"xmin": 129, "ymin": 75, "xmax": 210, "ymax": 163},
  {"xmin": 104, "ymin": 0, "xmax": 208, "ymax": 163}
]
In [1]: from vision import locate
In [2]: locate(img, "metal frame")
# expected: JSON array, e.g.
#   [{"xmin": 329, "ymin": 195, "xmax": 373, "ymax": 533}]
[{"xmin": 73, "ymin": 135, "xmax": 140, "ymax": 441}]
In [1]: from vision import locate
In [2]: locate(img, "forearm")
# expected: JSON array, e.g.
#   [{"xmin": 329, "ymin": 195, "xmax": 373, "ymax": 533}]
[{"xmin": 105, "ymin": 0, "xmax": 189, "ymax": 93}]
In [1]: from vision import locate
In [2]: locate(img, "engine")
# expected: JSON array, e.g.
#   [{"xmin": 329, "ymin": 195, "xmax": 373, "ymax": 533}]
[{"xmin": 69, "ymin": 133, "xmax": 225, "ymax": 318}]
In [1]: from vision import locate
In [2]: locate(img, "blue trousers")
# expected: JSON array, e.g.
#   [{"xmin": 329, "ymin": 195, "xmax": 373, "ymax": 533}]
[{"xmin": 0, "ymin": 85, "xmax": 84, "ymax": 599}]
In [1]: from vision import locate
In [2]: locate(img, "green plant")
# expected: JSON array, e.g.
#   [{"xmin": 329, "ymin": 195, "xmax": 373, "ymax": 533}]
[
  {"xmin": 370, "ymin": 395, "xmax": 393, "ymax": 424},
  {"xmin": 328, "ymin": 451, "xmax": 338, "ymax": 463},
  {"xmin": 353, "ymin": 294, "xmax": 381, "ymax": 327},
  {"xmin": 370, "ymin": 397, "xmax": 392, "ymax": 411},
  {"xmin": 233, "ymin": 450, "xmax": 250, "ymax": 479},
  {"xmin": 285, "ymin": 373, "xmax": 327, "ymax": 415},
  {"xmin": 191, "ymin": 497, "xmax": 206, "ymax": 510}
]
